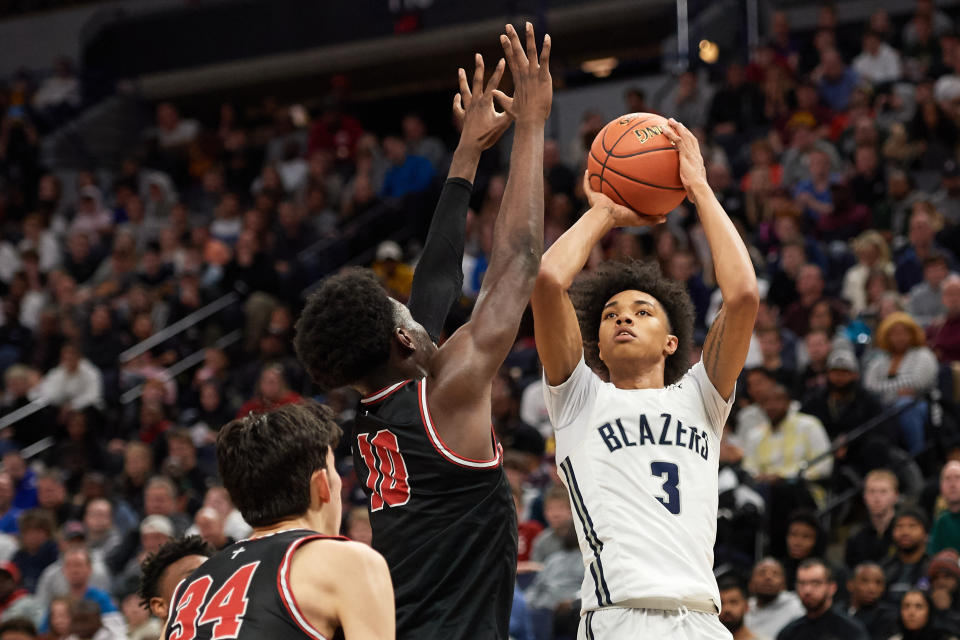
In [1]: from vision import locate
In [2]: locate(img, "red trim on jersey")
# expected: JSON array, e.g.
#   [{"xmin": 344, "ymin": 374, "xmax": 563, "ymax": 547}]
[
  {"xmin": 416, "ymin": 379, "xmax": 502, "ymax": 469},
  {"xmin": 360, "ymin": 380, "xmax": 411, "ymax": 405},
  {"xmin": 276, "ymin": 534, "xmax": 348, "ymax": 640}
]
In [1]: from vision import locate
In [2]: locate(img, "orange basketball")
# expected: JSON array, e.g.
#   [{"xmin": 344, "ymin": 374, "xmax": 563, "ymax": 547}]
[{"xmin": 586, "ymin": 112, "xmax": 687, "ymax": 216}]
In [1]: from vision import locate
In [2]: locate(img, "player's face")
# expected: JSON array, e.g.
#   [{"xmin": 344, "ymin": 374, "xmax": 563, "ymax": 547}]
[
  {"xmin": 850, "ymin": 566, "xmax": 885, "ymax": 607},
  {"xmin": 151, "ymin": 554, "xmax": 209, "ymax": 620},
  {"xmin": 718, "ymin": 588, "xmax": 747, "ymax": 631},
  {"xmin": 597, "ymin": 290, "xmax": 675, "ymax": 373}
]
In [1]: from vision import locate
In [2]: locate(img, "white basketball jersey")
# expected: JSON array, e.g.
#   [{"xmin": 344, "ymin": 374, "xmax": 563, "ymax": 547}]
[{"xmin": 543, "ymin": 357, "xmax": 733, "ymax": 613}]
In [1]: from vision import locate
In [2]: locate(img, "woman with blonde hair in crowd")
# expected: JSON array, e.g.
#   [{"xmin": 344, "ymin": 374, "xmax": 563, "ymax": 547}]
[
  {"xmin": 864, "ymin": 311, "xmax": 939, "ymax": 454},
  {"xmin": 843, "ymin": 230, "xmax": 895, "ymax": 316}
]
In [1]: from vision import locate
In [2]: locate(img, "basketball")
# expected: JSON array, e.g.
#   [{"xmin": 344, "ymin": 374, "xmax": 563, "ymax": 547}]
[{"xmin": 586, "ymin": 112, "xmax": 687, "ymax": 215}]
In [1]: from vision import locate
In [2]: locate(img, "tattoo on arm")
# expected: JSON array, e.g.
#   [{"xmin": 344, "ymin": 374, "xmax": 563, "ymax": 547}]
[{"xmin": 703, "ymin": 311, "xmax": 727, "ymax": 381}]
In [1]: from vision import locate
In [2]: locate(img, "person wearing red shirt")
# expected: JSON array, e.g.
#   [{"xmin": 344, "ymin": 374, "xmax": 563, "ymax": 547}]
[
  {"xmin": 928, "ymin": 275, "xmax": 960, "ymax": 363},
  {"xmin": 235, "ymin": 364, "xmax": 302, "ymax": 419}
]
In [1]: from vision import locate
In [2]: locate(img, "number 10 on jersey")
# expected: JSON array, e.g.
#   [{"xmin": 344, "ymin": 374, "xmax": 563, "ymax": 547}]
[{"xmin": 357, "ymin": 430, "xmax": 411, "ymax": 511}]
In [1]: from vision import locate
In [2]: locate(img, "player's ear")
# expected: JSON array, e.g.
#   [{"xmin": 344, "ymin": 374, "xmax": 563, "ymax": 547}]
[
  {"xmin": 312, "ymin": 468, "xmax": 332, "ymax": 505},
  {"xmin": 150, "ymin": 598, "xmax": 167, "ymax": 621},
  {"xmin": 395, "ymin": 327, "xmax": 416, "ymax": 353},
  {"xmin": 663, "ymin": 334, "xmax": 678, "ymax": 356}
]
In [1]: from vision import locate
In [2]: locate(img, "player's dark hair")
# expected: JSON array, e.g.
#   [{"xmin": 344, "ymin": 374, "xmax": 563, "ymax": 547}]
[
  {"xmin": 570, "ymin": 259, "xmax": 694, "ymax": 385},
  {"xmin": 294, "ymin": 268, "xmax": 397, "ymax": 389},
  {"xmin": 0, "ymin": 618, "xmax": 36, "ymax": 637},
  {"xmin": 716, "ymin": 576, "xmax": 747, "ymax": 598},
  {"xmin": 138, "ymin": 536, "xmax": 213, "ymax": 609},
  {"xmin": 217, "ymin": 401, "xmax": 342, "ymax": 527},
  {"xmin": 797, "ymin": 557, "xmax": 833, "ymax": 582}
]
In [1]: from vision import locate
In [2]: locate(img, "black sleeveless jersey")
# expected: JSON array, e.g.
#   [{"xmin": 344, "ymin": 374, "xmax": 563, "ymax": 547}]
[
  {"xmin": 353, "ymin": 378, "xmax": 518, "ymax": 640},
  {"xmin": 164, "ymin": 529, "xmax": 346, "ymax": 640}
]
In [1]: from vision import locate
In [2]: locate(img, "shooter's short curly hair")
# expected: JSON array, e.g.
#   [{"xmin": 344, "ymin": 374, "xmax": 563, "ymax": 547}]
[
  {"xmin": 570, "ymin": 259, "xmax": 694, "ymax": 385},
  {"xmin": 294, "ymin": 268, "xmax": 396, "ymax": 389},
  {"xmin": 138, "ymin": 535, "xmax": 213, "ymax": 609}
]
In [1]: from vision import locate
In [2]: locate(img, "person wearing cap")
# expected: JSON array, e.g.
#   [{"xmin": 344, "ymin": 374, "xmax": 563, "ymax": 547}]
[
  {"xmin": 928, "ymin": 548, "xmax": 960, "ymax": 629},
  {"xmin": 801, "ymin": 348, "xmax": 891, "ymax": 475},
  {"xmin": 929, "ymin": 461, "xmax": 960, "ymax": 555},
  {"xmin": 111, "ymin": 516, "xmax": 174, "ymax": 599},
  {"xmin": 0, "ymin": 561, "xmax": 41, "ymax": 627},
  {"xmin": 371, "ymin": 239, "xmax": 414, "ymax": 302},
  {"xmin": 882, "ymin": 507, "xmax": 932, "ymax": 606},
  {"xmin": 863, "ymin": 311, "xmax": 938, "ymax": 454}
]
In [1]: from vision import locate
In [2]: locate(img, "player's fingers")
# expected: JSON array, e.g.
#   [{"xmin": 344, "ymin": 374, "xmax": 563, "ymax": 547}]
[
  {"xmin": 492, "ymin": 89, "xmax": 514, "ymax": 113},
  {"xmin": 453, "ymin": 93, "xmax": 465, "ymax": 120},
  {"xmin": 668, "ymin": 118, "xmax": 691, "ymax": 142},
  {"xmin": 505, "ymin": 23, "xmax": 528, "ymax": 68},
  {"xmin": 472, "ymin": 53, "xmax": 484, "ymax": 97},
  {"xmin": 524, "ymin": 22, "xmax": 539, "ymax": 69},
  {"xmin": 539, "ymin": 34, "xmax": 551, "ymax": 76},
  {"xmin": 486, "ymin": 58, "xmax": 506, "ymax": 94},
  {"xmin": 661, "ymin": 122, "xmax": 680, "ymax": 144},
  {"xmin": 458, "ymin": 68, "xmax": 472, "ymax": 104},
  {"xmin": 500, "ymin": 34, "xmax": 519, "ymax": 75},
  {"xmin": 582, "ymin": 170, "xmax": 595, "ymax": 199}
]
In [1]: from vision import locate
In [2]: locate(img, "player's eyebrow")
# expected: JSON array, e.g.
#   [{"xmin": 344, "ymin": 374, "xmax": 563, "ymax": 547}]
[{"xmin": 631, "ymin": 300, "xmax": 654, "ymax": 308}]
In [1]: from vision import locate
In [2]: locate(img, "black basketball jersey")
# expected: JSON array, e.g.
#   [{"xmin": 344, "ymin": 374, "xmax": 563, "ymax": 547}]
[
  {"xmin": 164, "ymin": 529, "xmax": 346, "ymax": 640},
  {"xmin": 353, "ymin": 378, "xmax": 518, "ymax": 640}
]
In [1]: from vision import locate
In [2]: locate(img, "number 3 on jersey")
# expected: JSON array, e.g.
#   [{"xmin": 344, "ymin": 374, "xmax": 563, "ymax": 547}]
[
  {"xmin": 357, "ymin": 430, "xmax": 411, "ymax": 511},
  {"xmin": 651, "ymin": 461, "xmax": 680, "ymax": 515},
  {"xmin": 169, "ymin": 562, "xmax": 259, "ymax": 640}
]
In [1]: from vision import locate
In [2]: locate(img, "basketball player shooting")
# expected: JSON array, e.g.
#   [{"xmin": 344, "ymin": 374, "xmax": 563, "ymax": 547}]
[
  {"xmin": 294, "ymin": 22, "xmax": 552, "ymax": 640},
  {"xmin": 164, "ymin": 402, "xmax": 394, "ymax": 640},
  {"xmin": 531, "ymin": 118, "xmax": 758, "ymax": 639}
]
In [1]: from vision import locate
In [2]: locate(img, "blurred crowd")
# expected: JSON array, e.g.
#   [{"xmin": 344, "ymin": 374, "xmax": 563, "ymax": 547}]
[{"xmin": 2, "ymin": 1, "xmax": 960, "ymax": 640}]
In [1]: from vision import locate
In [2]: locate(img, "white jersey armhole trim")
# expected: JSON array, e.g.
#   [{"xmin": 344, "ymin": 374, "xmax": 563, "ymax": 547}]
[{"xmin": 278, "ymin": 535, "xmax": 332, "ymax": 640}]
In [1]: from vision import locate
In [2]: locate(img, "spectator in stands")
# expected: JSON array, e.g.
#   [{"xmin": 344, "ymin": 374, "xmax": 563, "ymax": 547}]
[
  {"xmin": 162, "ymin": 430, "xmax": 206, "ymax": 514},
  {"xmin": 119, "ymin": 592, "xmax": 159, "ymax": 640},
  {"xmin": 845, "ymin": 562, "xmax": 898, "ymax": 640},
  {"xmin": 192, "ymin": 508, "xmax": 232, "ymax": 551},
  {"xmin": 890, "ymin": 589, "xmax": 954, "ymax": 640},
  {"xmin": 843, "ymin": 232, "xmax": 894, "ymax": 318},
  {"xmin": 778, "ymin": 558, "xmax": 869, "ymax": 640},
  {"xmin": 846, "ymin": 470, "xmax": 900, "ymax": 569},
  {"xmin": 792, "ymin": 149, "xmax": 837, "ymax": 224},
  {"xmin": 883, "ymin": 507, "xmax": 932, "ymax": 605},
  {"xmin": 379, "ymin": 135, "xmax": 434, "ymax": 199},
  {"xmin": 815, "ymin": 49, "xmax": 859, "ymax": 112},
  {"xmin": 0, "ymin": 561, "xmax": 41, "ymax": 626},
  {"xmin": 44, "ymin": 596, "xmax": 72, "ymax": 640},
  {"xmin": 903, "ymin": 0, "xmax": 954, "ymax": 47},
  {"xmin": 529, "ymin": 485, "xmax": 573, "ymax": 567},
  {"xmin": 864, "ymin": 312, "xmax": 939, "ymax": 454},
  {"xmin": 113, "ymin": 443, "xmax": 152, "ymax": 518},
  {"xmin": 928, "ymin": 274, "xmax": 960, "ymax": 363},
  {"xmin": 234, "ymin": 365, "xmax": 301, "ymax": 420},
  {"xmin": 370, "ymin": 241, "xmax": 413, "ymax": 302},
  {"xmin": 35, "ymin": 526, "xmax": 111, "ymax": 613},
  {"xmin": 782, "ymin": 510, "xmax": 829, "ymax": 590},
  {"xmin": 897, "ymin": 205, "xmax": 953, "ymax": 294},
  {"xmin": 782, "ymin": 265, "xmax": 845, "ymax": 338},
  {"xmin": 796, "ymin": 330, "xmax": 831, "ymax": 396},
  {"xmin": 0, "ymin": 618, "xmax": 36, "ymax": 640},
  {"xmin": 0, "ymin": 476, "xmax": 22, "ymax": 536},
  {"xmin": 142, "ymin": 477, "xmax": 188, "ymax": 536},
  {"xmin": 344, "ymin": 506, "xmax": 371, "ymax": 547},
  {"xmin": 12, "ymin": 510, "xmax": 58, "ymax": 593},
  {"xmin": 65, "ymin": 599, "xmax": 118, "ymax": 640},
  {"xmin": 742, "ymin": 383, "xmax": 832, "ymax": 482},
  {"xmin": 401, "ymin": 113, "xmax": 446, "ymax": 171},
  {"xmin": 523, "ymin": 518, "xmax": 583, "ymax": 636},
  {"xmin": 32, "ymin": 344, "xmax": 103, "ymax": 416},
  {"xmin": 927, "ymin": 549, "xmax": 960, "ymax": 631},
  {"xmin": 81, "ymin": 501, "xmax": 120, "ymax": 565},
  {"xmin": 659, "ymin": 71, "xmax": 712, "ymax": 130},
  {"xmin": 35, "ymin": 474, "xmax": 73, "ymax": 528},
  {"xmin": 718, "ymin": 577, "xmax": 762, "ymax": 640},
  {"xmin": 745, "ymin": 557, "xmax": 805, "ymax": 639},
  {"xmin": 909, "ymin": 253, "xmax": 952, "ymax": 327},
  {"xmin": 854, "ymin": 30, "xmax": 903, "ymax": 87},
  {"xmin": 929, "ymin": 461, "xmax": 960, "ymax": 554},
  {"xmin": 152, "ymin": 102, "xmax": 199, "ymax": 151}
]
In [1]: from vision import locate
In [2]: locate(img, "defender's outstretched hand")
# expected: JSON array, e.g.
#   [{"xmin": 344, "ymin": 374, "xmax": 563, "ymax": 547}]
[
  {"xmin": 662, "ymin": 118, "xmax": 708, "ymax": 203},
  {"xmin": 495, "ymin": 22, "xmax": 552, "ymax": 124},
  {"xmin": 582, "ymin": 171, "xmax": 667, "ymax": 228},
  {"xmin": 454, "ymin": 54, "xmax": 512, "ymax": 152}
]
